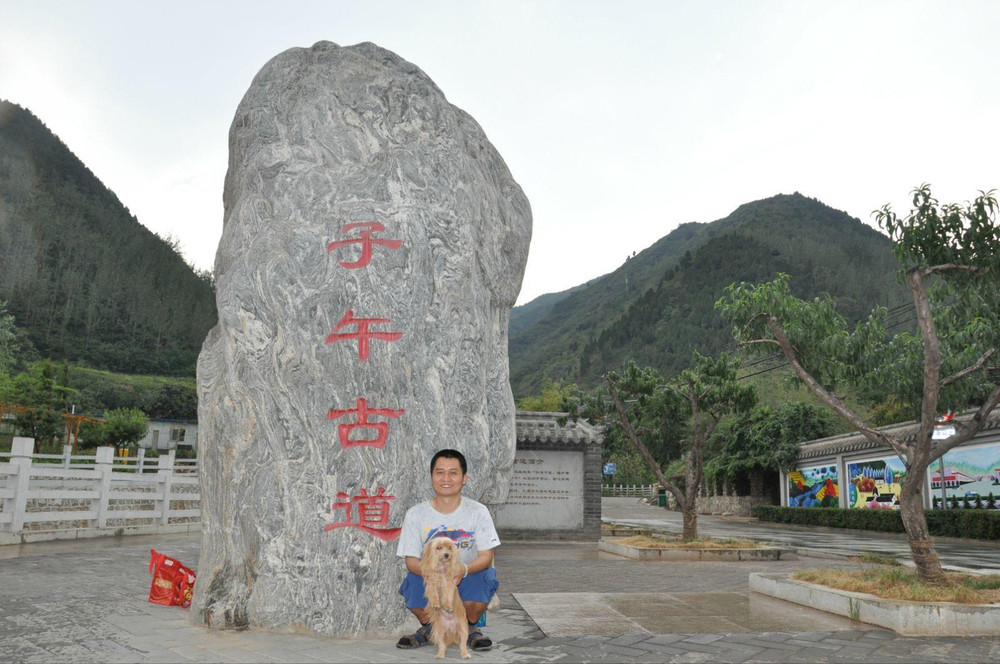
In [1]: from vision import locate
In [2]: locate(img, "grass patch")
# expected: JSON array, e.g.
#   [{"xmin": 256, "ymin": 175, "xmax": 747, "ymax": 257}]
[
  {"xmin": 793, "ymin": 568, "xmax": 1000, "ymax": 604},
  {"xmin": 600, "ymin": 524, "xmax": 650, "ymax": 536},
  {"xmin": 853, "ymin": 552, "xmax": 901, "ymax": 566},
  {"xmin": 614, "ymin": 535, "xmax": 761, "ymax": 550}
]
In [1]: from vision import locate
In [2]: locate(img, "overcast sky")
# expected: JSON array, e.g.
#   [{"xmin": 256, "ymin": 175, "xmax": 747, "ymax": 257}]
[{"xmin": 2, "ymin": 1, "xmax": 999, "ymax": 305}]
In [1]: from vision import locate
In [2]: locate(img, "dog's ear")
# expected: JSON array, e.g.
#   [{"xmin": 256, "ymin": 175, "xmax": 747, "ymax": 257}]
[{"xmin": 420, "ymin": 538, "xmax": 435, "ymax": 573}]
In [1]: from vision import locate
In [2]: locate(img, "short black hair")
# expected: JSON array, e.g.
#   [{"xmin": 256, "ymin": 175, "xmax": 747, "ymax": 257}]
[{"xmin": 430, "ymin": 449, "xmax": 467, "ymax": 475}]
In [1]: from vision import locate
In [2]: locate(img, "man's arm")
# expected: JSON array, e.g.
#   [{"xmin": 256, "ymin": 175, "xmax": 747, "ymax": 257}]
[
  {"xmin": 467, "ymin": 548, "xmax": 493, "ymax": 575},
  {"xmin": 452, "ymin": 548, "xmax": 493, "ymax": 585}
]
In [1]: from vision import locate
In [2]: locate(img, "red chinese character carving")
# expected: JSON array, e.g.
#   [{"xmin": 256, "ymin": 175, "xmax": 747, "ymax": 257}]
[
  {"xmin": 324, "ymin": 488, "xmax": 401, "ymax": 541},
  {"xmin": 326, "ymin": 222, "xmax": 402, "ymax": 269},
  {"xmin": 327, "ymin": 398, "xmax": 404, "ymax": 449},
  {"xmin": 325, "ymin": 310, "xmax": 403, "ymax": 361}
]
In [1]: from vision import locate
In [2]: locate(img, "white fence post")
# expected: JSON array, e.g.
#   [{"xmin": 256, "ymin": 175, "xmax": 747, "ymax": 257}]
[
  {"xmin": 62, "ymin": 444, "xmax": 73, "ymax": 469},
  {"xmin": 137, "ymin": 448, "xmax": 146, "ymax": 474},
  {"xmin": 157, "ymin": 450, "xmax": 175, "ymax": 526},
  {"xmin": 9, "ymin": 437, "xmax": 35, "ymax": 532},
  {"xmin": 94, "ymin": 446, "xmax": 114, "ymax": 529}
]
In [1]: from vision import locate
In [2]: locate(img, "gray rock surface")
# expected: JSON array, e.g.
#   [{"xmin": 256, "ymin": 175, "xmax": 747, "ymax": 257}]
[{"xmin": 192, "ymin": 41, "xmax": 531, "ymax": 637}]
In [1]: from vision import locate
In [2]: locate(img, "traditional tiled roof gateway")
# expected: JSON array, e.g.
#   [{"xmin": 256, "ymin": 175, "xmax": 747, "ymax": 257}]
[
  {"xmin": 515, "ymin": 411, "xmax": 604, "ymax": 446},
  {"xmin": 798, "ymin": 408, "xmax": 1000, "ymax": 461}
]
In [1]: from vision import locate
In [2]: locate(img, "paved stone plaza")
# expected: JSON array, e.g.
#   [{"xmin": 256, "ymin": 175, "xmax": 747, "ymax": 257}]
[{"xmin": 1, "ymin": 499, "xmax": 1000, "ymax": 662}]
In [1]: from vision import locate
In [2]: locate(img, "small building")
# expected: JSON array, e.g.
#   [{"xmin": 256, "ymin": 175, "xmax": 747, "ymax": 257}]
[
  {"xmin": 494, "ymin": 411, "xmax": 605, "ymax": 540},
  {"xmin": 137, "ymin": 419, "xmax": 199, "ymax": 451}
]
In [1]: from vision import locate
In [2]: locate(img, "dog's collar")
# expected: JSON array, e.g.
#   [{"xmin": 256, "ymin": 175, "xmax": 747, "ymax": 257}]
[{"xmin": 431, "ymin": 605, "xmax": 455, "ymax": 614}]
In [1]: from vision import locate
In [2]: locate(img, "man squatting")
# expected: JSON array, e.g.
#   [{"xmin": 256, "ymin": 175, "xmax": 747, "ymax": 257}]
[{"xmin": 395, "ymin": 449, "xmax": 499, "ymax": 650}]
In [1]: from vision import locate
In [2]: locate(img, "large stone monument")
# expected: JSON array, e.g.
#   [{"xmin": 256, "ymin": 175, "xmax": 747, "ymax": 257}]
[{"xmin": 192, "ymin": 41, "xmax": 531, "ymax": 636}]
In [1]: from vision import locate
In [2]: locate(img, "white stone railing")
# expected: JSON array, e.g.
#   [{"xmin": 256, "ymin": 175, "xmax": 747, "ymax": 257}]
[
  {"xmin": 0, "ymin": 437, "xmax": 201, "ymax": 544},
  {"xmin": 601, "ymin": 483, "xmax": 658, "ymax": 498}
]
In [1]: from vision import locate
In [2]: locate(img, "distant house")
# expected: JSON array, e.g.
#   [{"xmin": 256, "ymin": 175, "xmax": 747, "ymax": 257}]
[{"xmin": 137, "ymin": 419, "xmax": 198, "ymax": 451}]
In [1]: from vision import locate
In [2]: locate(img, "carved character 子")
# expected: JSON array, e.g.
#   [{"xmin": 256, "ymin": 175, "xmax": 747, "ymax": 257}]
[{"xmin": 326, "ymin": 221, "xmax": 402, "ymax": 269}]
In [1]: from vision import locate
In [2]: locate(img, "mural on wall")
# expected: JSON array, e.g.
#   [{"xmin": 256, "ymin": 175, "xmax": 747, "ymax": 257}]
[
  {"xmin": 847, "ymin": 457, "xmax": 906, "ymax": 509},
  {"xmin": 788, "ymin": 464, "xmax": 839, "ymax": 508},
  {"xmin": 930, "ymin": 442, "xmax": 1000, "ymax": 509}
]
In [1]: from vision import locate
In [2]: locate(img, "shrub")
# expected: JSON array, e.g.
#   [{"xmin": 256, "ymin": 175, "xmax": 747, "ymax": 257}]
[{"xmin": 754, "ymin": 505, "xmax": 1000, "ymax": 540}]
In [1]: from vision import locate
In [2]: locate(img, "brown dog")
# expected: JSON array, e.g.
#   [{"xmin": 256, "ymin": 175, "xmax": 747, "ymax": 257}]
[{"xmin": 421, "ymin": 537, "xmax": 470, "ymax": 659}]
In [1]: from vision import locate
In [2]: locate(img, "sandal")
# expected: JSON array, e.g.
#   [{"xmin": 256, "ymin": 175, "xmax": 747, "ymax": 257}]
[
  {"xmin": 396, "ymin": 624, "xmax": 431, "ymax": 649},
  {"xmin": 467, "ymin": 627, "xmax": 492, "ymax": 651}
]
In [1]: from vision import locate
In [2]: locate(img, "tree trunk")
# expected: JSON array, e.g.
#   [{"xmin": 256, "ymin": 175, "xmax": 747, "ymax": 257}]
[
  {"xmin": 683, "ymin": 449, "xmax": 701, "ymax": 540},
  {"xmin": 898, "ymin": 465, "xmax": 946, "ymax": 584},
  {"xmin": 681, "ymin": 505, "xmax": 698, "ymax": 540}
]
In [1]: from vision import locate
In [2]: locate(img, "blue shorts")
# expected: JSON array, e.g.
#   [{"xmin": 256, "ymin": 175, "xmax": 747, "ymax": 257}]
[{"xmin": 399, "ymin": 567, "xmax": 499, "ymax": 609}]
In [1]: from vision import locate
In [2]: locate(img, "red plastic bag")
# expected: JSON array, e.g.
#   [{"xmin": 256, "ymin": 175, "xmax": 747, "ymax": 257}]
[{"xmin": 148, "ymin": 549, "xmax": 196, "ymax": 608}]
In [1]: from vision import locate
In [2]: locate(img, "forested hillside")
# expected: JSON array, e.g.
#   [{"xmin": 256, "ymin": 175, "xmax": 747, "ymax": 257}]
[
  {"xmin": 509, "ymin": 193, "xmax": 908, "ymax": 398},
  {"xmin": 0, "ymin": 101, "xmax": 216, "ymax": 375}
]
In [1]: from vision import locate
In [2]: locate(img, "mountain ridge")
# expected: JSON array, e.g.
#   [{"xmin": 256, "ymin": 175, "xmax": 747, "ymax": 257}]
[{"xmin": 509, "ymin": 193, "xmax": 907, "ymax": 398}]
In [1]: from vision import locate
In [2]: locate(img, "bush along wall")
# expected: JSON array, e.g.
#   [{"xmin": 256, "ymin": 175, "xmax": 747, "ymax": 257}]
[{"xmin": 753, "ymin": 505, "xmax": 1000, "ymax": 540}]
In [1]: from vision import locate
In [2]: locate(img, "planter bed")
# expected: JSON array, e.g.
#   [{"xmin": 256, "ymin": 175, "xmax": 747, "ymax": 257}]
[
  {"xmin": 750, "ymin": 572, "xmax": 1000, "ymax": 636},
  {"xmin": 599, "ymin": 537, "xmax": 797, "ymax": 561}
]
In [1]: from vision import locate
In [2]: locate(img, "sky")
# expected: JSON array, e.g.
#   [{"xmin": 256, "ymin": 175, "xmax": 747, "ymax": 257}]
[{"xmin": 2, "ymin": 1, "xmax": 999, "ymax": 305}]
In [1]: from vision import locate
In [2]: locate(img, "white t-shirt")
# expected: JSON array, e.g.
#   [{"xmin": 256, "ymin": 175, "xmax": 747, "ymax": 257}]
[{"xmin": 396, "ymin": 497, "xmax": 501, "ymax": 566}]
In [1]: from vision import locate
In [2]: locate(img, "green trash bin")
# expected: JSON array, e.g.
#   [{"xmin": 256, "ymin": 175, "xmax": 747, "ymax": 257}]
[{"xmin": 657, "ymin": 487, "xmax": 667, "ymax": 507}]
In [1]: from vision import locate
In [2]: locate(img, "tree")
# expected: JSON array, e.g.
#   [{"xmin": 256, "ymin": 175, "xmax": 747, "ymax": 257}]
[
  {"xmin": 13, "ymin": 408, "xmax": 64, "ymax": 449},
  {"xmin": 0, "ymin": 301, "xmax": 18, "ymax": 374},
  {"xmin": 515, "ymin": 377, "xmax": 579, "ymax": 412},
  {"xmin": 0, "ymin": 360, "xmax": 73, "ymax": 452},
  {"xmin": 707, "ymin": 402, "xmax": 837, "ymax": 503},
  {"xmin": 102, "ymin": 408, "xmax": 149, "ymax": 451},
  {"xmin": 145, "ymin": 382, "xmax": 198, "ymax": 420},
  {"xmin": 575, "ymin": 354, "xmax": 755, "ymax": 539},
  {"xmin": 78, "ymin": 420, "xmax": 108, "ymax": 449},
  {"xmin": 717, "ymin": 185, "xmax": 1000, "ymax": 584}
]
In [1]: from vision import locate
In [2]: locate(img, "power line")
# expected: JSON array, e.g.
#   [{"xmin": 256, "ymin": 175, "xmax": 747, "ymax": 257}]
[{"xmin": 737, "ymin": 360, "xmax": 789, "ymax": 381}]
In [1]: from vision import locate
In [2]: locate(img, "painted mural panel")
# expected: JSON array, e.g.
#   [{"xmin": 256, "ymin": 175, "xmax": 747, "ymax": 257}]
[
  {"xmin": 788, "ymin": 464, "xmax": 839, "ymax": 507},
  {"xmin": 931, "ymin": 442, "xmax": 1000, "ymax": 510},
  {"xmin": 847, "ymin": 457, "xmax": 906, "ymax": 509}
]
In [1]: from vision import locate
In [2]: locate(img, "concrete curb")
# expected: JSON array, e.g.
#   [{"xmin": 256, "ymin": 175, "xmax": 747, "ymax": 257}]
[
  {"xmin": 750, "ymin": 572, "xmax": 1000, "ymax": 636},
  {"xmin": 0, "ymin": 522, "xmax": 201, "ymax": 546},
  {"xmin": 600, "ymin": 538, "xmax": 798, "ymax": 561}
]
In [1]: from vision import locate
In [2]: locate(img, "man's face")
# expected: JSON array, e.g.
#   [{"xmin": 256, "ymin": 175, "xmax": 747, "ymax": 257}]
[{"xmin": 431, "ymin": 457, "xmax": 467, "ymax": 498}]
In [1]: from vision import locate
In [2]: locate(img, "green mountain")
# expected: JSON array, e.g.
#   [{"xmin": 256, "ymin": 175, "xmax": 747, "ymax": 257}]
[
  {"xmin": 509, "ymin": 193, "xmax": 908, "ymax": 398},
  {"xmin": 0, "ymin": 100, "xmax": 216, "ymax": 375}
]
